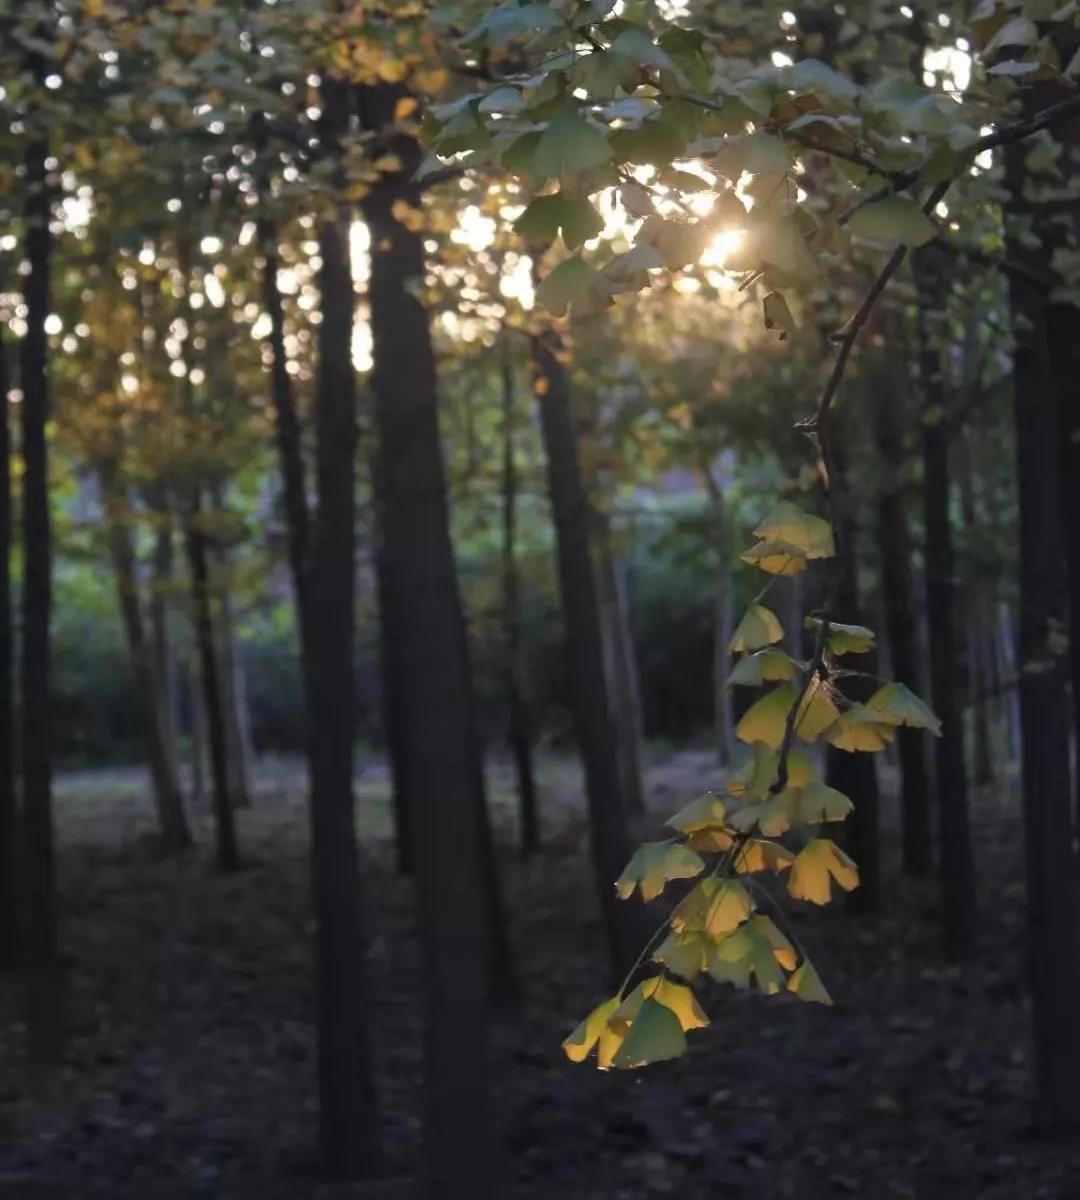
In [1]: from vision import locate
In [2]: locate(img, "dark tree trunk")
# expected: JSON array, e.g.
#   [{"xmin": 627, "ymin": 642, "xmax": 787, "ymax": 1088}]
[
  {"xmin": 148, "ymin": 512, "xmax": 182, "ymax": 792},
  {"xmin": 824, "ymin": 478, "xmax": 881, "ymax": 914},
  {"xmin": 915, "ymin": 247, "xmax": 977, "ymax": 958},
  {"xmin": 359, "ymin": 84, "xmax": 499, "ymax": 1196},
  {"xmin": 958, "ymin": 450, "xmax": 994, "ymax": 787},
  {"xmin": 258, "ymin": 216, "xmax": 311, "ymax": 635},
  {"xmin": 1006, "ymin": 129, "xmax": 1080, "ymax": 1134},
  {"xmin": 305, "ymin": 77, "xmax": 382, "ymax": 1181},
  {"xmin": 184, "ymin": 495, "xmax": 239, "ymax": 873},
  {"xmin": 532, "ymin": 325, "xmax": 641, "ymax": 975},
  {"xmin": 103, "ymin": 475, "xmax": 192, "ymax": 852},
  {"xmin": 0, "ymin": 326, "xmax": 17, "ymax": 968},
  {"xmin": 21, "ymin": 118, "xmax": 62, "ymax": 1062},
  {"xmin": 873, "ymin": 377, "xmax": 933, "ymax": 877},
  {"xmin": 500, "ymin": 339, "xmax": 539, "ymax": 857}
]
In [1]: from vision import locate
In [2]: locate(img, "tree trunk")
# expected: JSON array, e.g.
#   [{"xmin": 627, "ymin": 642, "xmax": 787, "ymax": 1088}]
[
  {"xmin": 701, "ymin": 471, "xmax": 737, "ymax": 767},
  {"xmin": 825, "ymin": 487, "xmax": 881, "ymax": 914},
  {"xmin": 595, "ymin": 513, "xmax": 647, "ymax": 824},
  {"xmin": 184, "ymin": 495, "xmax": 240, "ymax": 873},
  {"xmin": 360, "ymin": 83, "xmax": 498, "ymax": 1196},
  {"xmin": 915, "ymin": 247, "xmax": 977, "ymax": 957},
  {"xmin": 499, "ymin": 339, "xmax": 539, "ymax": 857},
  {"xmin": 532, "ymin": 324, "xmax": 641, "ymax": 975},
  {"xmin": 873, "ymin": 375, "xmax": 933, "ymax": 877},
  {"xmin": 148, "ymin": 514, "xmax": 182, "ymax": 792},
  {"xmin": 302, "ymin": 78, "xmax": 383, "ymax": 1181},
  {"xmin": 0, "ymin": 325, "xmax": 17, "ymax": 968},
  {"xmin": 21, "ymin": 115, "xmax": 62, "ymax": 1062},
  {"xmin": 958, "ymin": 455, "xmax": 994, "ymax": 787},
  {"xmin": 1006, "ymin": 129, "xmax": 1080, "ymax": 1133},
  {"xmin": 103, "ymin": 475, "xmax": 191, "ymax": 852}
]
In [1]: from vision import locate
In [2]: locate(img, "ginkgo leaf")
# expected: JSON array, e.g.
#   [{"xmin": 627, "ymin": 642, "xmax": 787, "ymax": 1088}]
[
  {"xmin": 850, "ymin": 194, "xmax": 938, "ymax": 247},
  {"xmin": 535, "ymin": 255, "xmax": 603, "ymax": 316},
  {"xmin": 685, "ymin": 825, "xmax": 736, "ymax": 853},
  {"xmin": 763, "ymin": 290, "xmax": 798, "ymax": 338},
  {"xmin": 733, "ymin": 837, "xmax": 794, "ymax": 874},
  {"xmin": 751, "ymin": 914, "xmax": 798, "ymax": 971},
  {"xmin": 666, "ymin": 793, "xmax": 727, "ymax": 834},
  {"xmin": 794, "ymin": 682, "xmax": 842, "ymax": 741},
  {"xmin": 794, "ymin": 780, "xmax": 854, "ymax": 823},
  {"xmin": 671, "ymin": 878, "xmax": 754, "ymax": 939},
  {"xmin": 729, "ymin": 791, "xmax": 796, "ymax": 837},
  {"xmin": 788, "ymin": 838, "xmax": 860, "ymax": 905},
  {"xmin": 726, "ymin": 742, "xmax": 779, "ymax": 798},
  {"xmin": 710, "ymin": 917, "xmax": 790, "ymax": 994},
  {"xmin": 866, "ymin": 682, "xmax": 942, "ymax": 735},
  {"xmin": 725, "ymin": 648, "xmax": 798, "ymax": 688},
  {"xmin": 752, "ymin": 500, "xmax": 834, "ymax": 559},
  {"xmin": 825, "ymin": 703, "xmax": 896, "ymax": 752},
  {"xmin": 653, "ymin": 929, "xmax": 711, "ymax": 979},
  {"xmin": 741, "ymin": 538, "xmax": 808, "ymax": 577},
  {"xmin": 513, "ymin": 191, "xmax": 603, "ymax": 250},
  {"xmin": 562, "ymin": 995, "xmax": 620, "ymax": 1063},
  {"xmin": 805, "ymin": 617, "xmax": 876, "ymax": 655},
  {"xmin": 729, "ymin": 603, "xmax": 784, "ymax": 653},
  {"xmin": 735, "ymin": 685, "xmax": 796, "ymax": 748},
  {"xmin": 788, "ymin": 960, "xmax": 833, "ymax": 1005},
  {"xmin": 651, "ymin": 977, "xmax": 710, "ymax": 1031},
  {"xmin": 611, "ymin": 998, "xmax": 687, "ymax": 1068},
  {"xmin": 615, "ymin": 841, "xmax": 704, "ymax": 902}
]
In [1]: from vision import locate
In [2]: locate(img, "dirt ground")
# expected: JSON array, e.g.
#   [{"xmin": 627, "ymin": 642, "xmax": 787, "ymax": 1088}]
[{"xmin": 0, "ymin": 752, "xmax": 1078, "ymax": 1199}]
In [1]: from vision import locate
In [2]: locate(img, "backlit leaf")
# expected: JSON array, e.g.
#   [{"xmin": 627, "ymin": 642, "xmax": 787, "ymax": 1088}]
[
  {"xmin": 824, "ymin": 703, "xmax": 896, "ymax": 752},
  {"xmin": 788, "ymin": 960, "xmax": 834, "ymax": 1005},
  {"xmin": 530, "ymin": 112, "xmax": 612, "ymax": 178},
  {"xmin": 615, "ymin": 841, "xmax": 705, "ymax": 902},
  {"xmin": 729, "ymin": 603, "xmax": 785, "ymax": 653},
  {"xmin": 788, "ymin": 838, "xmax": 859, "ymax": 905},
  {"xmin": 794, "ymin": 781, "xmax": 853, "ymax": 824},
  {"xmin": 725, "ymin": 648, "xmax": 798, "ymax": 688},
  {"xmin": 866, "ymin": 682, "xmax": 942, "ymax": 735},
  {"xmin": 611, "ymin": 997, "xmax": 687, "ymax": 1068},
  {"xmin": 752, "ymin": 500, "xmax": 834, "ymax": 559},
  {"xmin": 562, "ymin": 995, "xmax": 620, "ymax": 1063},
  {"xmin": 733, "ymin": 837, "xmax": 794, "ymax": 874},
  {"xmin": 741, "ymin": 538, "xmax": 808, "ymax": 576},
  {"xmin": 667, "ymin": 793, "xmax": 727, "ymax": 834},
  {"xmin": 850, "ymin": 194, "xmax": 938, "ymax": 248}
]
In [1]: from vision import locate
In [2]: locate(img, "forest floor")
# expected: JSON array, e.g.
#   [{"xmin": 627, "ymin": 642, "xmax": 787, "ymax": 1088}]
[{"xmin": 0, "ymin": 751, "xmax": 1078, "ymax": 1200}]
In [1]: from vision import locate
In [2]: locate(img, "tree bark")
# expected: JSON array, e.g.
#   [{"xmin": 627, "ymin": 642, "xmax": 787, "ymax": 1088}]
[
  {"xmin": 915, "ymin": 247, "xmax": 977, "ymax": 957},
  {"xmin": 21, "ymin": 115, "xmax": 62, "ymax": 1062},
  {"xmin": 359, "ymin": 83, "xmax": 498, "ymax": 1196},
  {"xmin": 499, "ymin": 339, "xmax": 539, "ymax": 857},
  {"xmin": 103, "ymin": 475, "xmax": 192, "ymax": 852},
  {"xmin": 1006, "ymin": 127, "xmax": 1080, "ymax": 1133},
  {"xmin": 304, "ymin": 77, "xmax": 382, "ymax": 1181},
  {"xmin": 184, "ymin": 495, "xmax": 239, "ymax": 873},
  {"xmin": 532, "ymin": 323, "xmax": 641, "ymax": 975},
  {"xmin": 0, "ymin": 325, "xmax": 17, "ymax": 967},
  {"xmin": 873, "ymin": 374, "xmax": 933, "ymax": 877}
]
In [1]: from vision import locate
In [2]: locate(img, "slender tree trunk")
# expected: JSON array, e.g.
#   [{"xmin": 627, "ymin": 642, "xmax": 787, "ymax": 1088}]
[
  {"xmin": 304, "ymin": 80, "xmax": 383, "ymax": 1180},
  {"xmin": 148, "ymin": 514, "xmax": 182, "ymax": 790},
  {"xmin": 499, "ymin": 340, "xmax": 539, "ymax": 857},
  {"xmin": 184, "ymin": 495, "xmax": 239, "ymax": 873},
  {"xmin": 915, "ymin": 248, "xmax": 977, "ymax": 956},
  {"xmin": 701, "ymin": 471, "xmax": 736, "ymax": 767},
  {"xmin": 532, "ymin": 324, "xmax": 640, "ymax": 975},
  {"xmin": 873, "ymin": 376, "xmax": 933, "ymax": 877},
  {"xmin": 360, "ymin": 83, "xmax": 497, "ymax": 1196},
  {"xmin": 958, "ymin": 454, "xmax": 994, "ymax": 786},
  {"xmin": 187, "ymin": 656, "xmax": 208, "ymax": 807},
  {"xmin": 1006, "ymin": 128, "xmax": 1080, "ymax": 1133},
  {"xmin": 103, "ymin": 476, "xmax": 191, "ymax": 852},
  {"xmin": 0, "ymin": 325, "xmax": 17, "ymax": 967},
  {"xmin": 595, "ymin": 514, "xmax": 647, "ymax": 824},
  {"xmin": 21, "ymin": 114, "xmax": 62, "ymax": 1062},
  {"xmin": 825, "ymin": 481, "xmax": 881, "ymax": 914}
]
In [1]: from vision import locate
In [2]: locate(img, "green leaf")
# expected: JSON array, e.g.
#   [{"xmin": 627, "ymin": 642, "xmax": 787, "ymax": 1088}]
[
  {"xmin": 866, "ymin": 682, "xmax": 942, "ymax": 735},
  {"xmin": 535, "ymin": 255, "xmax": 602, "ymax": 316},
  {"xmin": 788, "ymin": 838, "xmax": 859, "ymax": 905},
  {"xmin": 653, "ymin": 929, "xmax": 712, "ymax": 979},
  {"xmin": 782, "ymin": 59, "xmax": 858, "ymax": 103},
  {"xmin": 788, "ymin": 960, "xmax": 833, "ymax": 1005},
  {"xmin": 615, "ymin": 841, "xmax": 705, "ymax": 902},
  {"xmin": 671, "ymin": 878, "xmax": 754, "ymax": 939},
  {"xmin": 729, "ymin": 603, "xmax": 785, "ymax": 653},
  {"xmin": 514, "ymin": 191, "xmax": 603, "ymax": 250},
  {"xmin": 725, "ymin": 648, "xmax": 798, "ymax": 688},
  {"xmin": 741, "ymin": 538, "xmax": 808, "ymax": 576},
  {"xmin": 762, "ymin": 290, "xmax": 798, "ymax": 338},
  {"xmin": 824, "ymin": 704, "xmax": 896, "ymax": 752},
  {"xmin": 753, "ymin": 501, "xmax": 834, "ymax": 558},
  {"xmin": 666, "ymin": 793, "xmax": 728, "ymax": 834},
  {"xmin": 794, "ymin": 781, "xmax": 853, "ymax": 824},
  {"xmin": 611, "ymin": 997, "xmax": 687, "ymax": 1068},
  {"xmin": 850, "ymin": 195, "xmax": 938, "ymax": 248},
  {"xmin": 531, "ymin": 112, "xmax": 612, "ymax": 178},
  {"xmin": 728, "ymin": 791, "xmax": 796, "ymax": 837},
  {"xmin": 463, "ymin": 1, "xmax": 564, "ymax": 46},
  {"xmin": 608, "ymin": 25, "xmax": 675, "ymax": 71}
]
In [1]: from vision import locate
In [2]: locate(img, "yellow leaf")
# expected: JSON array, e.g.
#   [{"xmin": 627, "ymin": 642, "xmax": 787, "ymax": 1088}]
[
  {"xmin": 666, "ymin": 793, "xmax": 727, "ymax": 834},
  {"xmin": 788, "ymin": 838, "xmax": 859, "ymax": 905},
  {"xmin": 735, "ymin": 685, "xmax": 797, "ymax": 749},
  {"xmin": 562, "ymin": 996, "xmax": 619, "ymax": 1063},
  {"xmin": 753, "ymin": 500, "xmax": 834, "ymax": 559},
  {"xmin": 788, "ymin": 960, "xmax": 833, "ymax": 1005},
  {"xmin": 734, "ymin": 837, "xmax": 794, "ymax": 874},
  {"xmin": 670, "ymin": 878, "xmax": 754, "ymax": 939},
  {"xmin": 685, "ymin": 827, "xmax": 736, "ymax": 852},
  {"xmin": 394, "ymin": 95, "xmax": 419, "ymax": 120},
  {"xmin": 866, "ymin": 682, "xmax": 942, "ymax": 734},
  {"xmin": 824, "ymin": 703, "xmax": 896, "ymax": 752},
  {"xmin": 740, "ymin": 538, "xmax": 808, "ymax": 577},
  {"xmin": 652, "ymin": 977, "xmax": 709, "ymax": 1031},
  {"xmin": 374, "ymin": 153, "xmax": 403, "ymax": 174},
  {"xmin": 729, "ymin": 603, "xmax": 784, "ymax": 653},
  {"xmin": 615, "ymin": 842, "xmax": 704, "ymax": 903}
]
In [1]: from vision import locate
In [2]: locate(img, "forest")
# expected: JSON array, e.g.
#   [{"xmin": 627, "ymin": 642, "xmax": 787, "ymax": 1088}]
[{"xmin": 1, "ymin": 0, "xmax": 1079, "ymax": 1196}]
